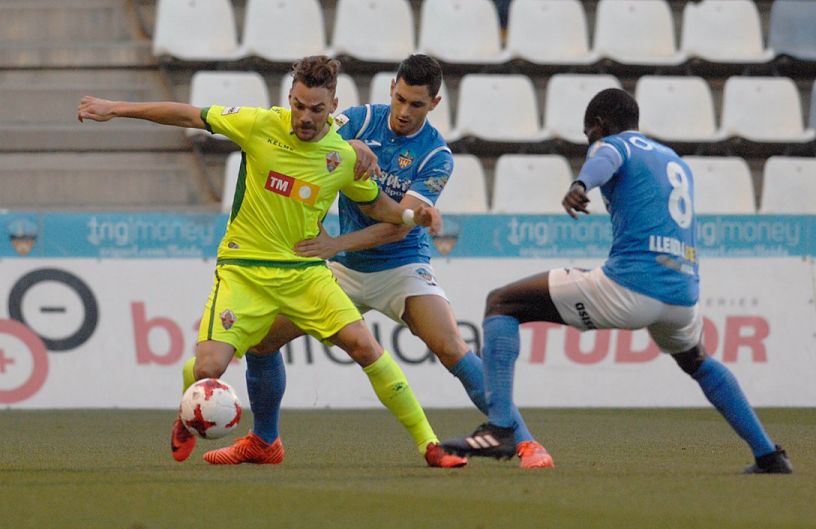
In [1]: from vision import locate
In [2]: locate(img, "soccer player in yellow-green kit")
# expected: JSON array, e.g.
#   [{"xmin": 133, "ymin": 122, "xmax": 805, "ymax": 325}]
[{"xmin": 77, "ymin": 55, "xmax": 466, "ymax": 468}]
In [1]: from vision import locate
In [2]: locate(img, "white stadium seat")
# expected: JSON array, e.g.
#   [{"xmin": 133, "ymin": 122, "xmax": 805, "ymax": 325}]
[
  {"xmin": 683, "ymin": 156, "xmax": 756, "ymax": 214},
  {"xmin": 453, "ymin": 74, "xmax": 547, "ymax": 143},
  {"xmin": 760, "ymin": 157, "xmax": 816, "ymax": 214},
  {"xmin": 636, "ymin": 76, "xmax": 723, "ymax": 143},
  {"xmin": 279, "ymin": 73, "xmax": 359, "ymax": 113},
  {"xmin": 331, "ymin": 0, "xmax": 414, "ymax": 63},
  {"xmin": 240, "ymin": 0, "xmax": 326, "ymax": 62},
  {"xmin": 418, "ymin": 0, "xmax": 506, "ymax": 64},
  {"xmin": 221, "ymin": 151, "xmax": 242, "ymax": 213},
  {"xmin": 492, "ymin": 155, "xmax": 573, "ymax": 214},
  {"xmin": 434, "ymin": 154, "xmax": 488, "ymax": 213},
  {"xmin": 680, "ymin": 0, "xmax": 773, "ymax": 64},
  {"xmin": 368, "ymin": 72, "xmax": 456, "ymax": 140},
  {"xmin": 153, "ymin": 0, "xmax": 241, "ymax": 61},
  {"xmin": 542, "ymin": 74, "xmax": 622, "ymax": 144},
  {"xmin": 505, "ymin": 0, "xmax": 597, "ymax": 65},
  {"xmin": 187, "ymin": 71, "xmax": 270, "ymax": 141},
  {"xmin": 719, "ymin": 77, "xmax": 816, "ymax": 143},
  {"xmin": 593, "ymin": 0, "xmax": 686, "ymax": 66}
]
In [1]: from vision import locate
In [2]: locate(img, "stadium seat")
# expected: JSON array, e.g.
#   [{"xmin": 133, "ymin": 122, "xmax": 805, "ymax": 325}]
[
  {"xmin": 542, "ymin": 74, "xmax": 622, "ymax": 145},
  {"xmin": 279, "ymin": 73, "xmax": 359, "ymax": 112},
  {"xmin": 330, "ymin": 0, "xmax": 414, "ymax": 63},
  {"xmin": 492, "ymin": 155, "xmax": 573, "ymax": 214},
  {"xmin": 152, "ymin": 0, "xmax": 241, "ymax": 61},
  {"xmin": 434, "ymin": 154, "xmax": 488, "ymax": 213},
  {"xmin": 505, "ymin": 0, "xmax": 598, "ymax": 66},
  {"xmin": 593, "ymin": 0, "xmax": 686, "ymax": 66},
  {"xmin": 367, "ymin": 71, "xmax": 456, "ymax": 140},
  {"xmin": 240, "ymin": 0, "xmax": 326, "ymax": 63},
  {"xmin": 452, "ymin": 74, "xmax": 547, "ymax": 144},
  {"xmin": 719, "ymin": 77, "xmax": 815, "ymax": 145},
  {"xmin": 680, "ymin": 0, "xmax": 773, "ymax": 65},
  {"xmin": 221, "ymin": 151, "xmax": 242, "ymax": 213},
  {"xmin": 759, "ymin": 157, "xmax": 816, "ymax": 214},
  {"xmin": 418, "ymin": 0, "xmax": 506, "ymax": 65},
  {"xmin": 187, "ymin": 71, "xmax": 270, "ymax": 142},
  {"xmin": 682, "ymin": 156, "xmax": 756, "ymax": 213},
  {"xmin": 635, "ymin": 76, "xmax": 723, "ymax": 145},
  {"xmin": 769, "ymin": 0, "xmax": 816, "ymax": 62}
]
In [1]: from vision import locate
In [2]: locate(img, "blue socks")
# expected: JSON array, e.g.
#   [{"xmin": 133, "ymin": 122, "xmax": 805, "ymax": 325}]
[
  {"xmin": 450, "ymin": 349, "xmax": 534, "ymax": 444},
  {"xmin": 245, "ymin": 351, "xmax": 286, "ymax": 444},
  {"xmin": 481, "ymin": 315, "xmax": 524, "ymax": 431},
  {"xmin": 693, "ymin": 356, "xmax": 775, "ymax": 457}
]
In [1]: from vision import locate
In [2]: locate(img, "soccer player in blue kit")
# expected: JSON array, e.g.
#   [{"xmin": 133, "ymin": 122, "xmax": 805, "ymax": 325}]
[
  {"xmin": 442, "ymin": 88, "xmax": 793, "ymax": 474},
  {"xmin": 204, "ymin": 54, "xmax": 554, "ymax": 469}
]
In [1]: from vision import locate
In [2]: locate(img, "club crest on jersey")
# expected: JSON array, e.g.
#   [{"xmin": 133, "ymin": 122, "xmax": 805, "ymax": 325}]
[
  {"xmin": 220, "ymin": 309, "xmax": 236, "ymax": 330},
  {"xmin": 265, "ymin": 170, "xmax": 320, "ymax": 206},
  {"xmin": 334, "ymin": 113, "xmax": 349, "ymax": 130},
  {"xmin": 398, "ymin": 150, "xmax": 415, "ymax": 169},
  {"xmin": 326, "ymin": 151, "xmax": 342, "ymax": 173}
]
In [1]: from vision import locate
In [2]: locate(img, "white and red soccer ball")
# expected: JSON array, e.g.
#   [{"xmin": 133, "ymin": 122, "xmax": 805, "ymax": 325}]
[{"xmin": 180, "ymin": 378, "xmax": 242, "ymax": 439}]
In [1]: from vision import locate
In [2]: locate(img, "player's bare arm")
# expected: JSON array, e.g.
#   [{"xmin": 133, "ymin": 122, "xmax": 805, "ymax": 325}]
[
  {"xmin": 347, "ymin": 140, "xmax": 382, "ymax": 180},
  {"xmin": 562, "ymin": 181, "xmax": 590, "ymax": 219},
  {"xmin": 77, "ymin": 96, "xmax": 205, "ymax": 129},
  {"xmin": 359, "ymin": 192, "xmax": 442, "ymax": 236}
]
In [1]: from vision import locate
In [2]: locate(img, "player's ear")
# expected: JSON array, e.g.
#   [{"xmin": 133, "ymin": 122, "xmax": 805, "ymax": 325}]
[
  {"xmin": 390, "ymin": 79, "xmax": 396, "ymax": 98},
  {"xmin": 331, "ymin": 95, "xmax": 338, "ymax": 114},
  {"xmin": 429, "ymin": 95, "xmax": 441, "ymax": 111}
]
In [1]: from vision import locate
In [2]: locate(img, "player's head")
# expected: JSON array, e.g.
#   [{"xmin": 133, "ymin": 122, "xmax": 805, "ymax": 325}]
[
  {"xmin": 289, "ymin": 55, "xmax": 341, "ymax": 141},
  {"xmin": 583, "ymin": 88, "xmax": 639, "ymax": 144},
  {"xmin": 389, "ymin": 54, "xmax": 443, "ymax": 136}
]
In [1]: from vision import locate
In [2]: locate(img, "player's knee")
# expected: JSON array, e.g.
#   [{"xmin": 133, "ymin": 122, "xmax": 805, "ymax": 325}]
[
  {"xmin": 671, "ymin": 346, "xmax": 707, "ymax": 376},
  {"xmin": 194, "ymin": 355, "xmax": 229, "ymax": 380},
  {"xmin": 430, "ymin": 337, "xmax": 468, "ymax": 368},
  {"xmin": 484, "ymin": 287, "xmax": 510, "ymax": 318}
]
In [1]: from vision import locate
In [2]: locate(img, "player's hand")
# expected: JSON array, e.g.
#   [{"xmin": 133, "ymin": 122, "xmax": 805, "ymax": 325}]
[
  {"xmin": 562, "ymin": 181, "xmax": 590, "ymax": 219},
  {"xmin": 413, "ymin": 205, "xmax": 443, "ymax": 236},
  {"xmin": 293, "ymin": 223, "xmax": 342, "ymax": 259},
  {"xmin": 348, "ymin": 140, "xmax": 382, "ymax": 181},
  {"xmin": 77, "ymin": 96, "xmax": 117, "ymax": 123}
]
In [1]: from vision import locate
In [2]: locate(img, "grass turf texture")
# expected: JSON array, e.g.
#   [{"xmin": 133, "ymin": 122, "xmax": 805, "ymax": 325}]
[{"xmin": 1, "ymin": 408, "xmax": 813, "ymax": 529}]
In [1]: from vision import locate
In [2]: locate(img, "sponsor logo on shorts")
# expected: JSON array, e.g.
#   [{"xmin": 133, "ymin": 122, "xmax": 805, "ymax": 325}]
[
  {"xmin": 574, "ymin": 302, "xmax": 596, "ymax": 330},
  {"xmin": 220, "ymin": 309, "xmax": 236, "ymax": 330},
  {"xmin": 221, "ymin": 106, "xmax": 241, "ymax": 115},
  {"xmin": 415, "ymin": 267, "xmax": 438, "ymax": 286},
  {"xmin": 326, "ymin": 151, "xmax": 342, "ymax": 173},
  {"xmin": 265, "ymin": 171, "xmax": 320, "ymax": 206}
]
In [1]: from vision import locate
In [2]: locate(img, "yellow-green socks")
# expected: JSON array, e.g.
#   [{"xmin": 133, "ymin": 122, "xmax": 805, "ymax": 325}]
[
  {"xmin": 362, "ymin": 350, "xmax": 437, "ymax": 454},
  {"xmin": 182, "ymin": 357, "xmax": 196, "ymax": 393}
]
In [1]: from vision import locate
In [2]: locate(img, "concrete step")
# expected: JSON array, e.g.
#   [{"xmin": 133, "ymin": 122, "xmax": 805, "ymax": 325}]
[
  {"xmin": 0, "ymin": 152, "xmax": 211, "ymax": 208},
  {"xmin": 0, "ymin": 124, "xmax": 189, "ymax": 151}
]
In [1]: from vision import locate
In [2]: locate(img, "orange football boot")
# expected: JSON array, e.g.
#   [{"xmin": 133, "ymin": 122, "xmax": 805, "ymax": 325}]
[
  {"xmin": 424, "ymin": 442, "xmax": 468, "ymax": 468},
  {"xmin": 203, "ymin": 432, "xmax": 285, "ymax": 465},
  {"xmin": 516, "ymin": 441, "xmax": 555, "ymax": 469}
]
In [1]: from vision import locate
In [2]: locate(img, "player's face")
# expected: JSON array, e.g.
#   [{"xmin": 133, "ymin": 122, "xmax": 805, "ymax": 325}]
[
  {"xmin": 388, "ymin": 79, "xmax": 440, "ymax": 136},
  {"xmin": 584, "ymin": 118, "xmax": 604, "ymax": 144},
  {"xmin": 289, "ymin": 81, "xmax": 338, "ymax": 142}
]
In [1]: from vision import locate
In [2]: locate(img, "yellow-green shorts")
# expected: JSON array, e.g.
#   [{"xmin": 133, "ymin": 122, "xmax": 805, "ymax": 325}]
[{"xmin": 197, "ymin": 263, "xmax": 362, "ymax": 357}]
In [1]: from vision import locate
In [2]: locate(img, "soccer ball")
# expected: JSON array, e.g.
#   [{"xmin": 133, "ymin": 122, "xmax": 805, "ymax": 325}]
[{"xmin": 180, "ymin": 378, "xmax": 242, "ymax": 439}]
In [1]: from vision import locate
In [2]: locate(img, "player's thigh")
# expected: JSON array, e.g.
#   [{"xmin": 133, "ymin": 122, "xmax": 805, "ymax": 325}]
[
  {"xmin": 252, "ymin": 315, "xmax": 306, "ymax": 354},
  {"xmin": 647, "ymin": 303, "xmax": 703, "ymax": 354},
  {"xmin": 197, "ymin": 265, "xmax": 281, "ymax": 358},
  {"xmin": 485, "ymin": 270, "xmax": 563, "ymax": 323},
  {"xmin": 328, "ymin": 261, "xmax": 372, "ymax": 314},
  {"xmin": 549, "ymin": 267, "xmax": 661, "ymax": 330},
  {"xmin": 279, "ymin": 265, "xmax": 363, "ymax": 342}
]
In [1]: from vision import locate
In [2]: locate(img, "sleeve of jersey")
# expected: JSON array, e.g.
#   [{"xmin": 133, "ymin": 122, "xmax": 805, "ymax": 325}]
[
  {"xmin": 577, "ymin": 140, "xmax": 625, "ymax": 190},
  {"xmin": 200, "ymin": 105, "xmax": 263, "ymax": 150},
  {"xmin": 408, "ymin": 148, "xmax": 453, "ymax": 206},
  {"xmin": 333, "ymin": 105, "xmax": 368, "ymax": 141}
]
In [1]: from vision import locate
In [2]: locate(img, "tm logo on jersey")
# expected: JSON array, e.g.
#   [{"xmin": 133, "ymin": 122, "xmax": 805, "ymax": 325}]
[{"xmin": 265, "ymin": 171, "xmax": 320, "ymax": 206}]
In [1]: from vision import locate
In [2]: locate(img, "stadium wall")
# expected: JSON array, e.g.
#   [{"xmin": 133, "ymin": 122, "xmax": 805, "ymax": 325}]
[{"xmin": 1, "ymin": 212, "xmax": 814, "ymax": 409}]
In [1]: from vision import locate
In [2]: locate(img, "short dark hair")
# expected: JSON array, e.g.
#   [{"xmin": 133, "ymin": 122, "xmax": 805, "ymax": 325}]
[
  {"xmin": 291, "ymin": 55, "xmax": 341, "ymax": 93},
  {"xmin": 395, "ymin": 54, "xmax": 443, "ymax": 98},
  {"xmin": 584, "ymin": 88, "xmax": 639, "ymax": 131}
]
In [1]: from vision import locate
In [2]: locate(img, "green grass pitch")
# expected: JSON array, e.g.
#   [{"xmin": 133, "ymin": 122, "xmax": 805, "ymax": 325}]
[{"xmin": 1, "ymin": 408, "xmax": 813, "ymax": 529}]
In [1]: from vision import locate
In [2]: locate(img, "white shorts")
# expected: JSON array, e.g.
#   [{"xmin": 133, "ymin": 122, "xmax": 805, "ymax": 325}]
[
  {"xmin": 548, "ymin": 267, "xmax": 702, "ymax": 354},
  {"xmin": 328, "ymin": 261, "xmax": 449, "ymax": 323}
]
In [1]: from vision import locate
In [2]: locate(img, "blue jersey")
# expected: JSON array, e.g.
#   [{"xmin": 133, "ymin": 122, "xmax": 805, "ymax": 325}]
[
  {"xmin": 331, "ymin": 104, "xmax": 454, "ymax": 272},
  {"xmin": 578, "ymin": 132, "xmax": 699, "ymax": 306}
]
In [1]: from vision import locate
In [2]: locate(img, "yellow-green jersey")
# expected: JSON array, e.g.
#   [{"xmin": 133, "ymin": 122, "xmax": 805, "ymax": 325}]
[{"xmin": 201, "ymin": 105, "xmax": 380, "ymax": 266}]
